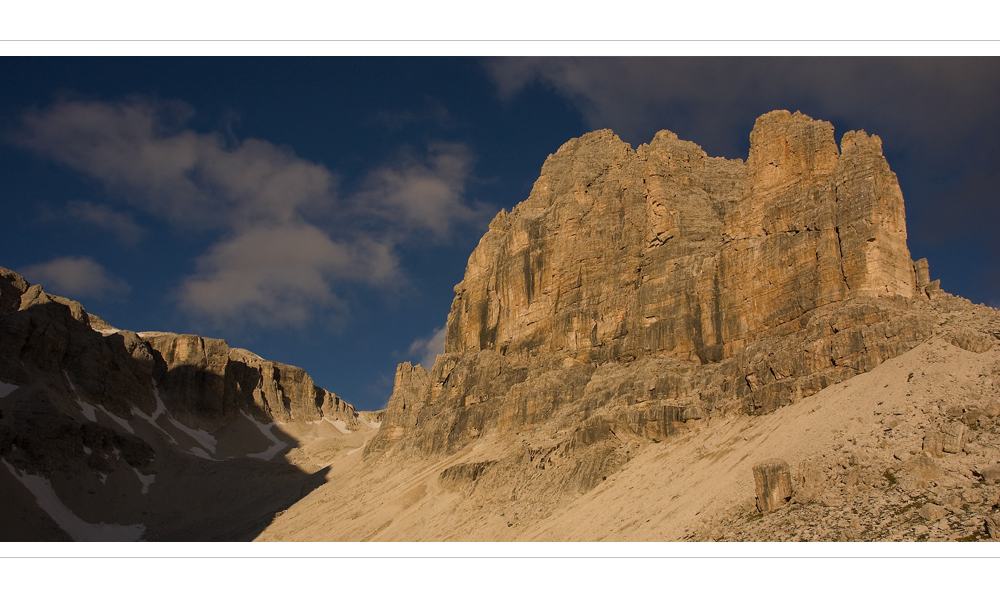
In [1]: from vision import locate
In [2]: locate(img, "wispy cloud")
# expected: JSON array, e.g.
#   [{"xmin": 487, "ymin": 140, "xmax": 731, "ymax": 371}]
[
  {"xmin": 356, "ymin": 142, "xmax": 488, "ymax": 238},
  {"xmin": 407, "ymin": 326, "xmax": 446, "ymax": 370},
  {"xmin": 179, "ymin": 224, "xmax": 397, "ymax": 327},
  {"xmin": 369, "ymin": 96, "xmax": 456, "ymax": 132},
  {"xmin": 486, "ymin": 57, "xmax": 1000, "ymax": 300},
  {"xmin": 14, "ymin": 98, "xmax": 335, "ymax": 228},
  {"xmin": 486, "ymin": 57, "xmax": 1000, "ymax": 156},
  {"xmin": 20, "ymin": 256, "xmax": 130, "ymax": 300},
  {"xmin": 14, "ymin": 97, "xmax": 482, "ymax": 328},
  {"xmin": 62, "ymin": 201, "xmax": 145, "ymax": 245}
]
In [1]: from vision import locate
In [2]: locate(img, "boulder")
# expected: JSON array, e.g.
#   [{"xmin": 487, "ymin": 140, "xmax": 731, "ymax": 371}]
[
  {"xmin": 753, "ymin": 458, "xmax": 793, "ymax": 512},
  {"xmin": 942, "ymin": 422, "xmax": 966, "ymax": 454}
]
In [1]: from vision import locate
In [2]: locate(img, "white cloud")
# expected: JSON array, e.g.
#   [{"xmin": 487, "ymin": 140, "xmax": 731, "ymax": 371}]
[
  {"xmin": 179, "ymin": 223, "xmax": 397, "ymax": 327},
  {"xmin": 15, "ymin": 98, "xmax": 335, "ymax": 228},
  {"xmin": 356, "ymin": 143, "xmax": 487, "ymax": 238},
  {"xmin": 407, "ymin": 326, "xmax": 446, "ymax": 370},
  {"xmin": 20, "ymin": 256, "xmax": 130, "ymax": 299},
  {"xmin": 63, "ymin": 201, "xmax": 144, "ymax": 245}
]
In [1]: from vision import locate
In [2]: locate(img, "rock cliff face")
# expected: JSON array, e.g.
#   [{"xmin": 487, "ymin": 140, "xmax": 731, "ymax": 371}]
[
  {"xmin": 447, "ymin": 110, "xmax": 915, "ymax": 361},
  {"xmin": 138, "ymin": 332, "xmax": 356, "ymax": 427},
  {"xmin": 368, "ymin": 111, "xmax": 941, "ymax": 473},
  {"xmin": 0, "ymin": 266, "xmax": 357, "ymax": 434}
]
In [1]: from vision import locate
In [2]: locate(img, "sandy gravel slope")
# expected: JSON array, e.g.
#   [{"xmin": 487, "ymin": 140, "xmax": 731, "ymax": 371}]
[{"xmin": 257, "ymin": 335, "xmax": 1000, "ymax": 542}]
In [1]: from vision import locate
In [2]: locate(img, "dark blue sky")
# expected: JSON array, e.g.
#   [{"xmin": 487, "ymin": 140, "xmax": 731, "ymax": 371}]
[{"xmin": 3, "ymin": 57, "xmax": 999, "ymax": 411}]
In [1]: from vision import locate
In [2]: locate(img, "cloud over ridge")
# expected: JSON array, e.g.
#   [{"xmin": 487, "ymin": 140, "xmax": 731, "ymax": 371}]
[{"xmin": 20, "ymin": 256, "xmax": 130, "ymax": 300}]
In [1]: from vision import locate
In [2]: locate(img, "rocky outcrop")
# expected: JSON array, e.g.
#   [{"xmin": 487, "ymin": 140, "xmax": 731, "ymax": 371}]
[
  {"xmin": 368, "ymin": 111, "xmax": 945, "ymax": 473},
  {"xmin": 139, "ymin": 333, "xmax": 358, "ymax": 427},
  {"xmin": 0, "ymin": 276, "xmax": 158, "ymax": 420},
  {"xmin": 1, "ymin": 266, "xmax": 29, "ymax": 315}
]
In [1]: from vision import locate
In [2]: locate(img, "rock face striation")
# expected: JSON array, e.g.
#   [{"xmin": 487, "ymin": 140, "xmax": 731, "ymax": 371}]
[{"xmin": 368, "ymin": 111, "xmax": 944, "ymax": 487}]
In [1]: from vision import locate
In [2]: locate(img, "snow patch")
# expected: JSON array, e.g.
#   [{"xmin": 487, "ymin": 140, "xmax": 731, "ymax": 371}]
[
  {"xmin": 242, "ymin": 412, "xmax": 288, "ymax": 461},
  {"xmin": 64, "ymin": 371, "xmax": 97, "ymax": 422},
  {"xmin": 131, "ymin": 382, "xmax": 177, "ymax": 444},
  {"xmin": 357, "ymin": 414, "xmax": 381, "ymax": 429},
  {"xmin": 83, "ymin": 446, "xmax": 91, "ymax": 455},
  {"xmin": 97, "ymin": 405, "xmax": 134, "ymax": 434},
  {"xmin": 189, "ymin": 447, "xmax": 220, "ymax": 461},
  {"xmin": 3, "ymin": 459, "xmax": 145, "ymax": 541},
  {"xmin": 97, "ymin": 472, "xmax": 108, "ymax": 484},
  {"xmin": 64, "ymin": 370, "xmax": 131, "ymax": 433},
  {"xmin": 77, "ymin": 399, "xmax": 97, "ymax": 422},
  {"xmin": 347, "ymin": 446, "xmax": 363, "ymax": 456},
  {"xmin": 132, "ymin": 467, "xmax": 155, "ymax": 494},
  {"xmin": 169, "ymin": 418, "xmax": 217, "ymax": 453},
  {"xmin": 329, "ymin": 419, "xmax": 352, "ymax": 435},
  {"xmin": 0, "ymin": 381, "xmax": 18, "ymax": 398},
  {"xmin": 139, "ymin": 382, "xmax": 217, "ymax": 458}
]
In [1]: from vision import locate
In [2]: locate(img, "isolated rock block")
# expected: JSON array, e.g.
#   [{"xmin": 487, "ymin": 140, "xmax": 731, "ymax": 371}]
[
  {"xmin": 898, "ymin": 455, "xmax": 943, "ymax": 490},
  {"xmin": 942, "ymin": 422, "xmax": 966, "ymax": 454},
  {"xmin": 753, "ymin": 459, "xmax": 793, "ymax": 512}
]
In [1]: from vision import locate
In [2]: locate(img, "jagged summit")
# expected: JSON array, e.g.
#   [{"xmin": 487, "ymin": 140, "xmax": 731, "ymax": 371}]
[
  {"xmin": 447, "ymin": 110, "xmax": 915, "ymax": 361},
  {"xmin": 367, "ymin": 110, "xmax": 947, "ymax": 463}
]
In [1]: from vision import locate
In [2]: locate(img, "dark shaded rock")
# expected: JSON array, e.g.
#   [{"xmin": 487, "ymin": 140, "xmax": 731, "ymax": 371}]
[{"xmin": 0, "ymin": 266, "xmax": 28, "ymax": 315}]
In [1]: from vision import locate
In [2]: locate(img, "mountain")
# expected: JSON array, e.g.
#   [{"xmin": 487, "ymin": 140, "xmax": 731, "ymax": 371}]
[
  {"xmin": 4, "ymin": 110, "xmax": 1000, "ymax": 541},
  {"xmin": 0, "ymin": 266, "xmax": 376, "ymax": 540}
]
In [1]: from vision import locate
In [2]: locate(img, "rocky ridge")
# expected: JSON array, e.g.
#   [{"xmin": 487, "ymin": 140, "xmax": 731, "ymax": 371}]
[{"xmin": 0, "ymin": 265, "xmax": 371, "ymax": 540}]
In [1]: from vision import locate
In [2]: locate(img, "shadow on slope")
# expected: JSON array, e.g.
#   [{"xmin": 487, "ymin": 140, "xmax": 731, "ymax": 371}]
[{"xmin": 0, "ymin": 304, "xmax": 339, "ymax": 541}]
